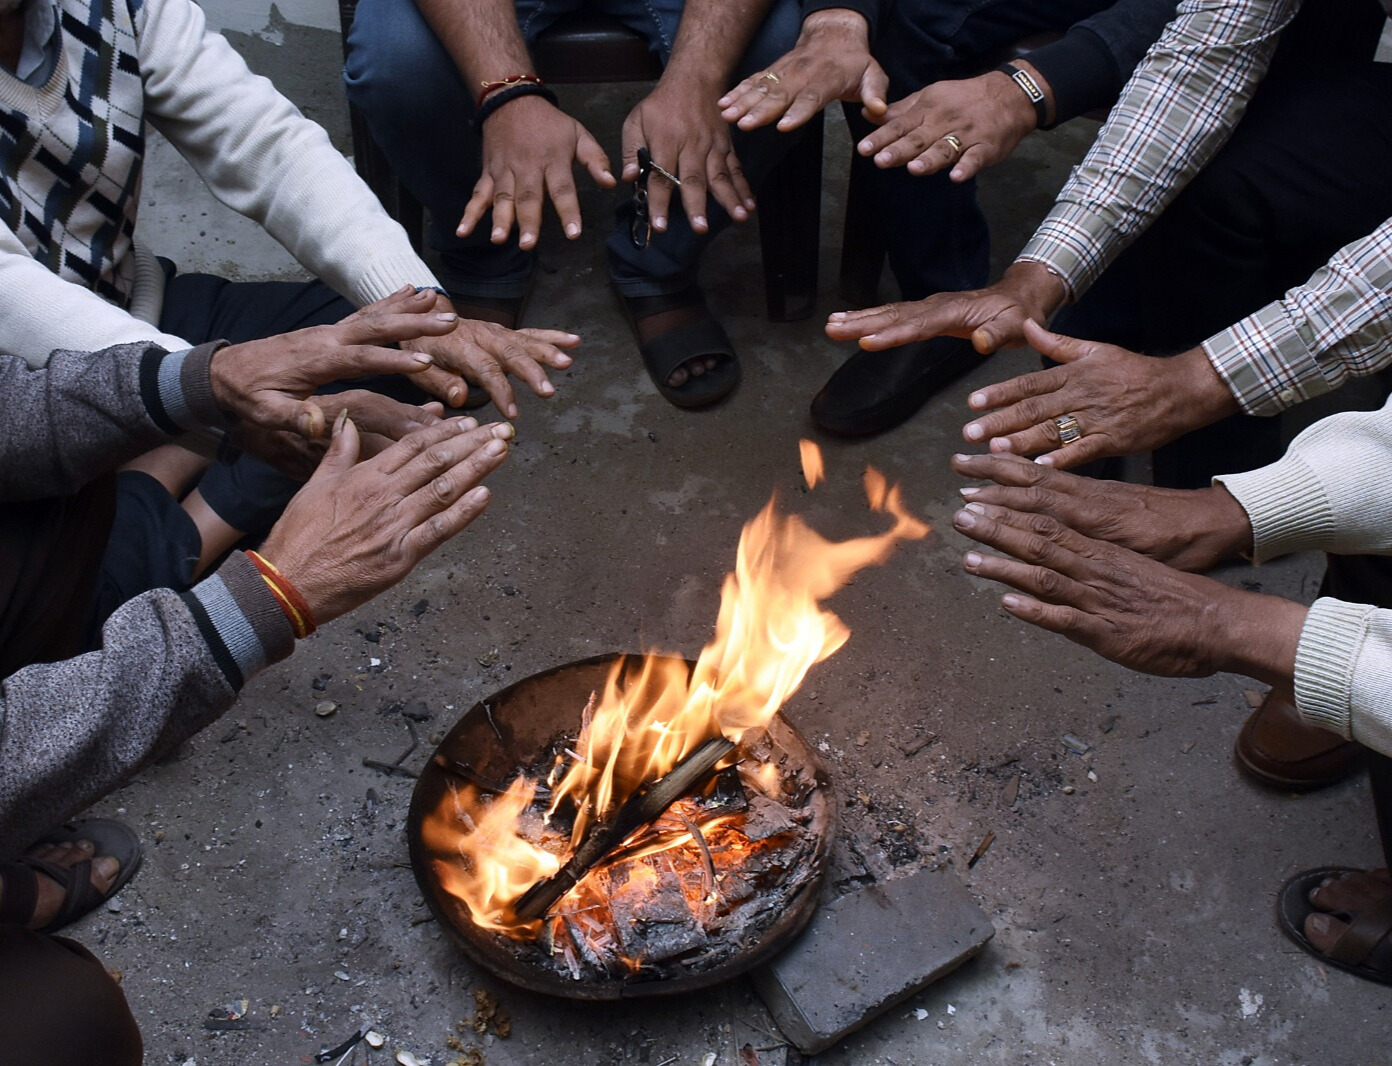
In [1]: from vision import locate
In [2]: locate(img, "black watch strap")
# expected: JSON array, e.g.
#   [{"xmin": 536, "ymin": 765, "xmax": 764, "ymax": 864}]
[{"xmin": 996, "ymin": 62, "xmax": 1052, "ymax": 130}]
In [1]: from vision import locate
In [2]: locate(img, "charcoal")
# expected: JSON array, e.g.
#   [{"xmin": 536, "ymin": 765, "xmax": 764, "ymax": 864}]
[
  {"xmin": 696, "ymin": 765, "xmax": 749, "ymax": 816},
  {"xmin": 609, "ymin": 860, "xmax": 705, "ymax": 961}
]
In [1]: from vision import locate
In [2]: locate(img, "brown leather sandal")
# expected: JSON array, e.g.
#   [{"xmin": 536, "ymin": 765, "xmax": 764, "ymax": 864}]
[
  {"xmin": 0, "ymin": 819, "xmax": 142, "ymax": 934},
  {"xmin": 1277, "ymin": 867, "xmax": 1392, "ymax": 986}
]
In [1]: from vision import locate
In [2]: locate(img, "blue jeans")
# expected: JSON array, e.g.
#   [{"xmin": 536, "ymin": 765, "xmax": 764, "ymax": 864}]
[
  {"xmin": 853, "ymin": 0, "xmax": 1118, "ymax": 302},
  {"xmin": 344, "ymin": 0, "xmax": 802, "ymax": 299}
]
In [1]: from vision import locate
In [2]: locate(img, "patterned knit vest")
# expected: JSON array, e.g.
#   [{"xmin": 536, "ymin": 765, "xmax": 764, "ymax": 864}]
[{"xmin": 0, "ymin": 0, "xmax": 145, "ymax": 306}]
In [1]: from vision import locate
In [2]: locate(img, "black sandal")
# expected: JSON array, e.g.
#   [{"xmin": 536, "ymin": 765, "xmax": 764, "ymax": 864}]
[
  {"xmin": 0, "ymin": 819, "xmax": 143, "ymax": 934},
  {"xmin": 616, "ymin": 285, "xmax": 740, "ymax": 409}
]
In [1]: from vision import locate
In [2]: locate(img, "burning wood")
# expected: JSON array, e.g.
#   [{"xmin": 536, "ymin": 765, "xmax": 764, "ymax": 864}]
[{"xmin": 512, "ymin": 736, "xmax": 735, "ymax": 921}]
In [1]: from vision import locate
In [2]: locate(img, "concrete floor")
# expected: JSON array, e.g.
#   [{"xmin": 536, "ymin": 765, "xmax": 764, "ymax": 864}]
[{"xmin": 82, "ymin": 10, "xmax": 1391, "ymax": 1065}]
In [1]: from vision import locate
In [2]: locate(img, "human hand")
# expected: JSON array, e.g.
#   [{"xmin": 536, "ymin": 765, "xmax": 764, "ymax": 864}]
[
  {"xmin": 856, "ymin": 69, "xmax": 1036, "ymax": 182},
  {"xmin": 951, "ymin": 501, "xmax": 1305, "ymax": 685},
  {"xmin": 718, "ymin": 10, "xmax": 886, "ymax": 134},
  {"xmin": 951, "ymin": 452, "xmax": 1253, "ymax": 572},
  {"xmin": 235, "ymin": 393, "xmax": 446, "ymax": 481},
  {"xmin": 459, "ymin": 95, "xmax": 616, "ymax": 250},
  {"xmin": 258, "ymin": 415, "xmax": 513, "ymax": 625},
  {"xmin": 209, "ymin": 287, "xmax": 457, "ymax": 438},
  {"xmin": 960, "ymin": 320, "xmax": 1241, "ymax": 468},
  {"xmin": 826, "ymin": 260, "xmax": 1066, "ymax": 352},
  {"xmin": 622, "ymin": 80, "xmax": 755, "ymax": 234},
  {"xmin": 402, "ymin": 296, "xmax": 580, "ymax": 419}
]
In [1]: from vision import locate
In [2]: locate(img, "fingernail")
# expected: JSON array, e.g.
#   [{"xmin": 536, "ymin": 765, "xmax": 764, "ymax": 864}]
[
  {"xmin": 492, "ymin": 421, "xmax": 515, "ymax": 440},
  {"xmin": 484, "ymin": 438, "xmax": 507, "ymax": 457},
  {"xmin": 874, "ymin": 151, "xmax": 891, "ymax": 166},
  {"xmin": 965, "ymin": 423, "xmax": 984, "ymax": 441},
  {"xmin": 989, "ymin": 437, "xmax": 1011, "ymax": 452},
  {"xmin": 1002, "ymin": 594, "xmax": 1021, "ymax": 609},
  {"xmin": 296, "ymin": 411, "xmax": 314, "ymax": 437},
  {"xmin": 412, "ymin": 352, "xmax": 434, "ymax": 364},
  {"xmin": 959, "ymin": 486, "xmax": 978, "ymax": 497},
  {"xmin": 398, "ymin": 283, "xmax": 414, "ymax": 293},
  {"xmin": 459, "ymin": 417, "xmax": 479, "ymax": 431},
  {"xmin": 857, "ymin": 140, "xmax": 872, "ymax": 154},
  {"xmin": 965, "ymin": 502, "xmax": 986, "ymax": 515},
  {"xmin": 450, "ymin": 388, "xmax": 466, "ymax": 407},
  {"xmin": 1036, "ymin": 456, "xmax": 1055, "ymax": 467},
  {"xmin": 566, "ymin": 222, "xmax": 580, "ymax": 238},
  {"xmin": 521, "ymin": 232, "xmax": 535, "ymax": 246},
  {"xmin": 554, "ymin": 353, "xmax": 572, "ymax": 367},
  {"xmin": 969, "ymin": 392, "xmax": 987, "ymax": 408},
  {"xmin": 433, "ymin": 312, "xmax": 457, "ymax": 323},
  {"xmin": 491, "ymin": 227, "xmax": 505, "ymax": 242},
  {"xmin": 955, "ymin": 511, "xmax": 977, "ymax": 530},
  {"xmin": 540, "ymin": 382, "xmax": 555, "ymax": 396},
  {"xmin": 693, "ymin": 215, "xmax": 707, "ymax": 229},
  {"xmin": 333, "ymin": 408, "xmax": 349, "ymax": 436},
  {"xmin": 963, "ymin": 550, "xmax": 982, "ymax": 567}
]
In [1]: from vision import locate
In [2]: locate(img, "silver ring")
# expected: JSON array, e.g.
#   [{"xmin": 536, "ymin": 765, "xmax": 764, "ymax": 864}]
[
  {"xmin": 1054, "ymin": 414, "xmax": 1082, "ymax": 445},
  {"xmin": 941, "ymin": 133, "xmax": 964, "ymax": 157},
  {"xmin": 757, "ymin": 70, "xmax": 781, "ymax": 84}
]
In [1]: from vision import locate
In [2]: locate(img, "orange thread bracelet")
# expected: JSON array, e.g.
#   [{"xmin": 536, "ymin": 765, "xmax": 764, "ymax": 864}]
[
  {"xmin": 477, "ymin": 73, "xmax": 543, "ymax": 108},
  {"xmin": 246, "ymin": 551, "xmax": 317, "ymax": 639}
]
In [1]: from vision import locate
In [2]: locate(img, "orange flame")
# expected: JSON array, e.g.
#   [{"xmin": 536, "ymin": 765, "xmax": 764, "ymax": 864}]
[
  {"xmin": 799, "ymin": 438, "xmax": 824, "ymax": 489},
  {"xmin": 432, "ymin": 442, "xmax": 927, "ymax": 936}
]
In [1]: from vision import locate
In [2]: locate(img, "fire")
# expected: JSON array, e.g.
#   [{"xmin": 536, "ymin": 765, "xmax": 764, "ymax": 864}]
[{"xmin": 431, "ymin": 442, "xmax": 927, "ymax": 939}]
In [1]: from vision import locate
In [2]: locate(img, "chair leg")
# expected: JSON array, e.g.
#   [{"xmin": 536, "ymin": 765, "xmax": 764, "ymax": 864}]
[{"xmin": 757, "ymin": 110, "xmax": 823, "ymax": 323}]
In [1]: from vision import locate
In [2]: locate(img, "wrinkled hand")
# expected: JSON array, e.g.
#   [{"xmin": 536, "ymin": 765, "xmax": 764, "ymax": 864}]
[
  {"xmin": 402, "ymin": 297, "xmax": 580, "ymax": 419},
  {"xmin": 826, "ymin": 260, "xmax": 1065, "ymax": 352},
  {"xmin": 208, "ymin": 287, "xmax": 456, "ymax": 438},
  {"xmin": 623, "ymin": 81, "xmax": 755, "ymax": 233},
  {"xmin": 961, "ymin": 320, "xmax": 1240, "ymax": 468},
  {"xmin": 258, "ymin": 415, "xmax": 513, "ymax": 625},
  {"xmin": 718, "ymin": 10, "xmax": 886, "ymax": 133},
  {"xmin": 459, "ymin": 96, "xmax": 616, "ymax": 250},
  {"xmin": 856, "ymin": 71, "xmax": 1035, "ymax": 182},
  {"xmin": 952, "ymin": 452, "xmax": 1253, "ymax": 572},
  {"xmin": 235, "ymin": 393, "xmax": 446, "ymax": 481},
  {"xmin": 951, "ymin": 501, "xmax": 1305, "ymax": 684}
]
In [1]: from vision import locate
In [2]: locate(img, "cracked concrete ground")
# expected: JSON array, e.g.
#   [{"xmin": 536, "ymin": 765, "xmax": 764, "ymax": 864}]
[{"xmin": 71, "ymin": 7, "xmax": 1392, "ymax": 1064}]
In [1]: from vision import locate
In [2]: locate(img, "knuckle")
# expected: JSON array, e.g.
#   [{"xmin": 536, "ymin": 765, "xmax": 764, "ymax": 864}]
[
  {"xmin": 1035, "ymin": 567, "xmax": 1065, "ymax": 598},
  {"xmin": 431, "ymin": 473, "xmax": 454, "ymax": 504}
]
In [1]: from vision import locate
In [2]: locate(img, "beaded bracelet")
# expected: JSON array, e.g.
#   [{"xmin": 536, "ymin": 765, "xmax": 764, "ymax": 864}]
[
  {"xmin": 471, "ymin": 81, "xmax": 559, "ymax": 134},
  {"xmin": 477, "ymin": 73, "xmax": 544, "ymax": 109},
  {"xmin": 246, "ymin": 550, "xmax": 317, "ymax": 639}
]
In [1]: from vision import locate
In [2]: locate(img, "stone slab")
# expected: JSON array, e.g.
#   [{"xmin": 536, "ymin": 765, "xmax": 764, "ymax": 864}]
[{"xmin": 751, "ymin": 867, "xmax": 994, "ymax": 1055}]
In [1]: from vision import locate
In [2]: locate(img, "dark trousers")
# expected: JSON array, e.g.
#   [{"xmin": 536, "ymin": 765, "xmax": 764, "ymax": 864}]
[
  {"xmin": 0, "ymin": 926, "xmax": 142, "ymax": 1065},
  {"xmin": 845, "ymin": 0, "xmax": 1120, "ymax": 304},
  {"xmin": 1053, "ymin": 11, "xmax": 1392, "ymax": 487}
]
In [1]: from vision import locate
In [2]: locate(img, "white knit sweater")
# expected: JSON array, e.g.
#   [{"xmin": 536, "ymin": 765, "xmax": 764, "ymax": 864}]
[
  {"xmin": 1217, "ymin": 399, "xmax": 1392, "ymax": 757},
  {"xmin": 0, "ymin": 0, "xmax": 439, "ymax": 364}
]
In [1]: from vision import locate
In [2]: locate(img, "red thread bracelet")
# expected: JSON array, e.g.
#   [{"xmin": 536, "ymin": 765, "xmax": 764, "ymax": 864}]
[
  {"xmin": 246, "ymin": 550, "xmax": 317, "ymax": 639},
  {"xmin": 477, "ymin": 73, "xmax": 544, "ymax": 108}
]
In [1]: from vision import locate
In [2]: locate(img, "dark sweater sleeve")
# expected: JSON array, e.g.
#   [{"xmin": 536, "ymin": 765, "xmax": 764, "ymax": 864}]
[
  {"xmin": 800, "ymin": 0, "xmax": 879, "ymax": 40},
  {"xmin": 1023, "ymin": 0, "xmax": 1178, "ymax": 124},
  {"xmin": 0, "ymin": 552, "xmax": 293, "ymax": 859},
  {"xmin": 0, "ymin": 341, "xmax": 228, "ymax": 501}
]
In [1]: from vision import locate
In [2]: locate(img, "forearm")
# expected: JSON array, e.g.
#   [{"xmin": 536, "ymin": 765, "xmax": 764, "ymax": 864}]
[
  {"xmin": 414, "ymin": 0, "xmax": 534, "ymax": 90},
  {"xmin": 800, "ymin": 0, "xmax": 878, "ymax": 40},
  {"xmin": 1204, "ymin": 216, "xmax": 1392, "ymax": 416},
  {"xmin": 0, "ymin": 342, "xmax": 228, "ymax": 500},
  {"xmin": 1018, "ymin": 0, "xmax": 1297, "ymax": 297},
  {"xmin": 664, "ymin": 0, "xmax": 777, "ymax": 90},
  {"xmin": 140, "ymin": 0, "xmax": 439, "ymax": 306},
  {"xmin": 0, "ymin": 230, "xmax": 190, "ymax": 362},
  {"xmin": 1294, "ymin": 598, "xmax": 1392, "ymax": 756},
  {"xmin": 1217, "ymin": 394, "xmax": 1392, "ymax": 563},
  {"xmin": 0, "ymin": 553, "xmax": 292, "ymax": 859}
]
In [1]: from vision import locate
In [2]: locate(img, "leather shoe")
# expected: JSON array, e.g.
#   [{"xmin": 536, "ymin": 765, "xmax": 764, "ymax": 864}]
[
  {"xmin": 811, "ymin": 336, "xmax": 980, "ymax": 437},
  {"xmin": 1234, "ymin": 689, "xmax": 1363, "ymax": 791}
]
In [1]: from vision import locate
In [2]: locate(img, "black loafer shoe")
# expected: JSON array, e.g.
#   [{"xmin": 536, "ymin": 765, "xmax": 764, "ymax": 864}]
[{"xmin": 811, "ymin": 337, "xmax": 980, "ymax": 437}]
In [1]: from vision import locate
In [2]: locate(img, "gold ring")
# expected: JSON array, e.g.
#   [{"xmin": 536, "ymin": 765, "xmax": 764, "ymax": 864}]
[
  {"xmin": 942, "ymin": 133, "xmax": 964, "ymax": 157},
  {"xmin": 1054, "ymin": 415, "xmax": 1082, "ymax": 445},
  {"xmin": 758, "ymin": 71, "xmax": 781, "ymax": 84}
]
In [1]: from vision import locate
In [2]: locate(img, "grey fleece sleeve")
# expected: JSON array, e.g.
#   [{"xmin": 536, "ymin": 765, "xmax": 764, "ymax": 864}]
[
  {"xmin": 0, "ymin": 341, "xmax": 227, "ymax": 501},
  {"xmin": 0, "ymin": 552, "xmax": 293, "ymax": 859}
]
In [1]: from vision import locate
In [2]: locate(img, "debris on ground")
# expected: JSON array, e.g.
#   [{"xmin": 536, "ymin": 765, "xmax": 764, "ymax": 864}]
[
  {"xmin": 1062, "ymin": 734, "xmax": 1090, "ymax": 755},
  {"xmin": 967, "ymin": 830, "xmax": 996, "ymax": 869}
]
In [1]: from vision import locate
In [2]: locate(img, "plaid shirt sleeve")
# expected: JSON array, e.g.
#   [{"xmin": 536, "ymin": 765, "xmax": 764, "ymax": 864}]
[
  {"xmin": 1017, "ymin": 0, "xmax": 1299, "ymax": 300},
  {"xmin": 1204, "ymin": 217, "xmax": 1392, "ymax": 414}
]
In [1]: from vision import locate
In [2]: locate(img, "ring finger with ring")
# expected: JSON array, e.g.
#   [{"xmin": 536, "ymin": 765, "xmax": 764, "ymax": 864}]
[
  {"xmin": 1053, "ymin": 414, "xmax": 1082, "ymax": 445},
  {"xmin": 941, "ymin": 133, "xmax": 964, "ymax": 158}
]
